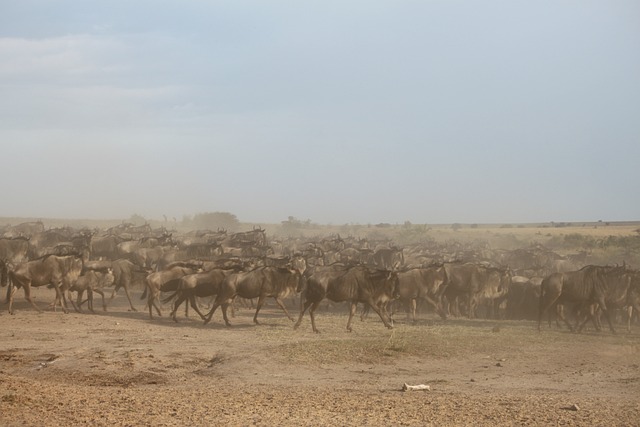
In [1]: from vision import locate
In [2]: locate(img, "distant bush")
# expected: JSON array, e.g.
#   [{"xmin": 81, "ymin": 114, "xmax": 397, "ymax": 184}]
[{"xmin": 183, "ymin": 212, "xmax": 239, "ymax": 231}]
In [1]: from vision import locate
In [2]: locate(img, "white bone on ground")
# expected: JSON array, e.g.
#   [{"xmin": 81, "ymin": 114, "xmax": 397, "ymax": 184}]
[{"xmin": 402, "ymin": 383, "xmax": 430, "ymax": 391}]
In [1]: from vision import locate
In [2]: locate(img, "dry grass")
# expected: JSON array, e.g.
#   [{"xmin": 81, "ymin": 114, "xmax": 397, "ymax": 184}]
[{"xmin": 276, "ymin": 314, "xmax": 640, "ymax": 365}]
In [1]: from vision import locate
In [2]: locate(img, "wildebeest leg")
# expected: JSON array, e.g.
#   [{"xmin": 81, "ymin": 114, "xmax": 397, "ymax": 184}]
[
  {"xmin": 203, "ymin": 302, "xmax": 222, "ymax": 325},
  {"xmin": 66, "ymin": 288, "xmax": 81, "ymax": 313},
  {"xmin": 51, "ymin": 283, "xmax": 69, "ymax": 314},
  {"xmin": 93, "ymin": 288, "xmax": 106, "ymax": 312},
  {"xmin": 538, "ymin": 291, "xmax": 561, "ymax": 332},
  {"xmin": 188, "ymin": 294, "xmax": 208, "ymax": 321},
  {"xmin": 75, "ymin": 290, "xmax": 85, "ymax": 313},
  {"xmin": 294, "ymin": 299, "xmax": 314, "ymax": 330},
  {"xmin": 170, "ymin": 293, "xmax": 188, "ymax": 322},
  {"xmin": 151, "ymin": 293, "xmax": 162, "ymax": 318},
  {"xmin": 576, "ymin": 304, "xmax": 597, "ymax": 333},
  {"xmin": 308, "ymin": 300, "xmax": 322, "ymax": 333},
  {"xmin": 221, "ymin": 301, "xmax": 234, "ymax": 326},
  {"xmin": 425, "ymin": 295, "xmax": 447, "ymax": 320},
  {"xmin": 273, "ymin": 297, "xmax": 294, "ymax": 321},
  {"xmin": 359, "ymin": 304, "xmax": 370, "ymax": 321},
  {"xmin": 252, "ymin": 295, "xmax": 267, "ymax": 324},
  {"xmin": 147, "ymin": 290, "xmax": 162, "ymax": 319},
  {"xmin": 146, "ymin": 286, "xmax": 162, "ymax": 319},
  {"xmin": 346, "ymin": 302, "xmax": 358, "ymax": 332},
  {"xmin": 556, "ymin": 305, "xmax": 576, "ymax": 332},
  {"xmin": 22, "ymin": 284, "xmax": 42, "ymax": 313},
  {"xmin": 8, "ymin": 282, "xmax": 23, "ymax": 314},
  {"xmin": 595, "ymin": 299, "xmax": 616, "ymax": 334},
  {"xmin": 363, "ymin": 298, "xmax": 394, "ymax": 330},
  {"xmin": 86, "ymin": 288, "xmax": 95, "ymax": 313},
  {"xmin": 411, "ymin": 298, "xmax": 417, "ymax": 323},
  {"xmin": 122, "ymin": 285, "xmax": 138, "ymax": 311}
]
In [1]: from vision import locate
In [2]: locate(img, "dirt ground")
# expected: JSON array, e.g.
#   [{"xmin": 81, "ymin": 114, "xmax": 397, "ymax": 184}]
[{"xmin": 1, "ymin": 288, "xmax": 639, "ymax": 426}]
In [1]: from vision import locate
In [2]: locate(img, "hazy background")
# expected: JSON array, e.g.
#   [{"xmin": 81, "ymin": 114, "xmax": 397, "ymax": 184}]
[{"xmin": 1, "ymin": 1, "xmax": 639, "ymax": 225}]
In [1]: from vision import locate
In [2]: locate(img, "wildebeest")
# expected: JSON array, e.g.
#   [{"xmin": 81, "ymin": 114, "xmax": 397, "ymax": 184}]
[
  {"xmin": 538, "ymin": 265, "xmax": 633, "ymax": 333},
  {"xmin": 0, "ymin": 237, "xmax": 30, "ymax": 264},
  {"xmin": 373, "ymin": 247, "xmax": 404, "ymax": 270},
  {"xmin": 294, "ymin": 265, "xmax": 398, "ymax": 333},
  {"xmin": 443, "ymin": 263, "xmax": 512, "ymax": 319},
  {"xmin": 90, "ymin": 234, "xmax": 128, "ymax": 260},
  {"xmin": 204, "ymin": 266, "xmax": 301, "ymax": 326},
  {"xmin": 69, "ymin": 269, "xmax": 115, "ymax": 313},
  {"xmin": 140, "ymin": 262, "xmax": 202, "ymax": 319},
  {"xmin": 162, "ymin": 266, "xmax": 241, "ymax": 322},
  {"xmin": 143, "ymin": 262, "xmax": 202, "ymax": 319},
  {"xmin": 2, "ymin": 221, "xmax": 44, "ymax": 238},
  {"xmin": 395, "ymin": 265, "xmax": 448, "ymax": 322},
  {"xmin": 7, "ymin": 255, "xmax": 83, "ymax": 314},
  {"xmin": 505, "ymin": 277, "xmax": 542, "ymax": 321},
  {"xmin": 108, "ymin": 259, "xmax": 151, "ymax": 311}
]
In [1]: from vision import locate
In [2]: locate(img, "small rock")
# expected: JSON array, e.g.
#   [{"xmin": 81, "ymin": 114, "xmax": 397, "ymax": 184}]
[
  {"xmin": 496, "ymin": 362, "xmax": 503, "ymax": 367},
  {"xmin": 562, "ymin": 404, "xmax": 580, "ymax": 411}
]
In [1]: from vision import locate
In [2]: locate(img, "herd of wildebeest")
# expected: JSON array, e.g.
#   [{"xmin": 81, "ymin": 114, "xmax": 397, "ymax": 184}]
[{"xmin": 1, "ymin": 220, "xmax": 639, "ymax": 334}]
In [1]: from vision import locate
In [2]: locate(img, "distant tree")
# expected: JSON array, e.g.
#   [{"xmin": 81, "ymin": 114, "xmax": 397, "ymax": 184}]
[
  {"xmin": 451, "ymin": 223, "xmax": 462, "ymax": 231},
  {"xmin": 129, "ymin": 213, "xmax": 147, "ymax": 225},
  {"xmin": 280, "ymin": 216, "xmax": 315, "ymax": 235},
  {"xmin": 187, "ymin": 212, "xmax": 239, "ymax": 231}
]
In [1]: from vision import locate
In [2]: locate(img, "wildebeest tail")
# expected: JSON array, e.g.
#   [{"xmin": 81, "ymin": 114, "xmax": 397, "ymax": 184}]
[{"xmin": 162, "ymin": 290, "xmax": 179, "ymax": 304}]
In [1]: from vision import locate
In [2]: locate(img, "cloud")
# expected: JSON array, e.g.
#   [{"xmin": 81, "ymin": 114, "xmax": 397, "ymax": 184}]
[{"xmin": 0, "ymin": 35, "xmax": 127, "ymax": 77}]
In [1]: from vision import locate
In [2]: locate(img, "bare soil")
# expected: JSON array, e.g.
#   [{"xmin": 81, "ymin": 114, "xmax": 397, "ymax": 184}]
[{"xmin": 1, "ymin": 288, "xmax": 639, "ymax": 426}]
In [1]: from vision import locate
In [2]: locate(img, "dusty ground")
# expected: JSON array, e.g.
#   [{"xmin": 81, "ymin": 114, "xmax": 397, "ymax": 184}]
[{"xmin": 1, "ymin": 288, "xmax": 639, "ymax": 426}]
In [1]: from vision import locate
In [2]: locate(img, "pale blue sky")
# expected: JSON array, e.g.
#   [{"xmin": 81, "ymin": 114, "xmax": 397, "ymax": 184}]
[{"xmin": 1, "ymin": 1, "xmax": 639, "ymax": 224}]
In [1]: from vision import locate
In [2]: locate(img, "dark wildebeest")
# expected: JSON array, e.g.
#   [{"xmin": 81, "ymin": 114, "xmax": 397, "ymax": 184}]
[
  {"xmin": 143, "ymin": 262, "xmax": 202, "ymax": 319},
  {"xmin": 395, "ymin": 265, "xmax": 448, "ymax": 322},
  {"xmin": 538, "ymin": 265, "xmax": 633, "ymax": 333},
  {"xmin": 203, "ymin": 266, "xmax": 301, "ymax": 326},
  {"xmin": 161, "ymin": 266, "xmax": 242, "ymax": 322},
  {"xmin": 505, "ymin": 277, "xmax": 542, "ymax": 321},
  {"xmin": 294, "ymin": 265, "xmax": 398, "ymax": 333},
  {"xmin": 443, "ymin": 263, "xmax": 512, "ymax": 319},
  {"xmin": 7, "ymin": 255, "xmax": 83, "ymax": 314},
  {"xmin": 372, "ymin": 247, "xmax": 404, "ymax": 271}
]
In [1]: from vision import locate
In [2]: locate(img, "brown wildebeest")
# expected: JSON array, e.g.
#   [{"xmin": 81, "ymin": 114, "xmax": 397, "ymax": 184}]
[
  {"xmin": 70, "ymin": 269, "xmax": 115, "ymax": 313},
  {"xmin": 204, "ymin": 266, "xmax": 300, "ymax": 326},
  {"xmin": 162, "ymin": 266, "xmax": 242, "ymax": 322},
  {"xmin": 395, "ymin": 265, "xmax": 448, "ymax": 322},
  {"xmin": 538, "ymin": 265, "xmax": 633, "ymax": 333},
  {"xmin": 372, "ymin": 247, "xmax": 404, "ymax": 270},
  {"xmin": 108, "ymin": 259, "xmax": 151, "ymax": 311},
  {"xmin": 0, "ymin": 237, "xmax": 30, "ymax": 264},
  {"xmin": 7, "ymin": 255, "xmax": 83, "ymax": 314},
  {"xmin": 294, "ymin": 265, "xmax": 399, "ymax": 333},
  {"xmin": 143, "ymin": 262, "xmax": 202, "ymax": 319},
  {"xmin": 442, "ymin": 263, "xmax": 511, "ymax": 319}
]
